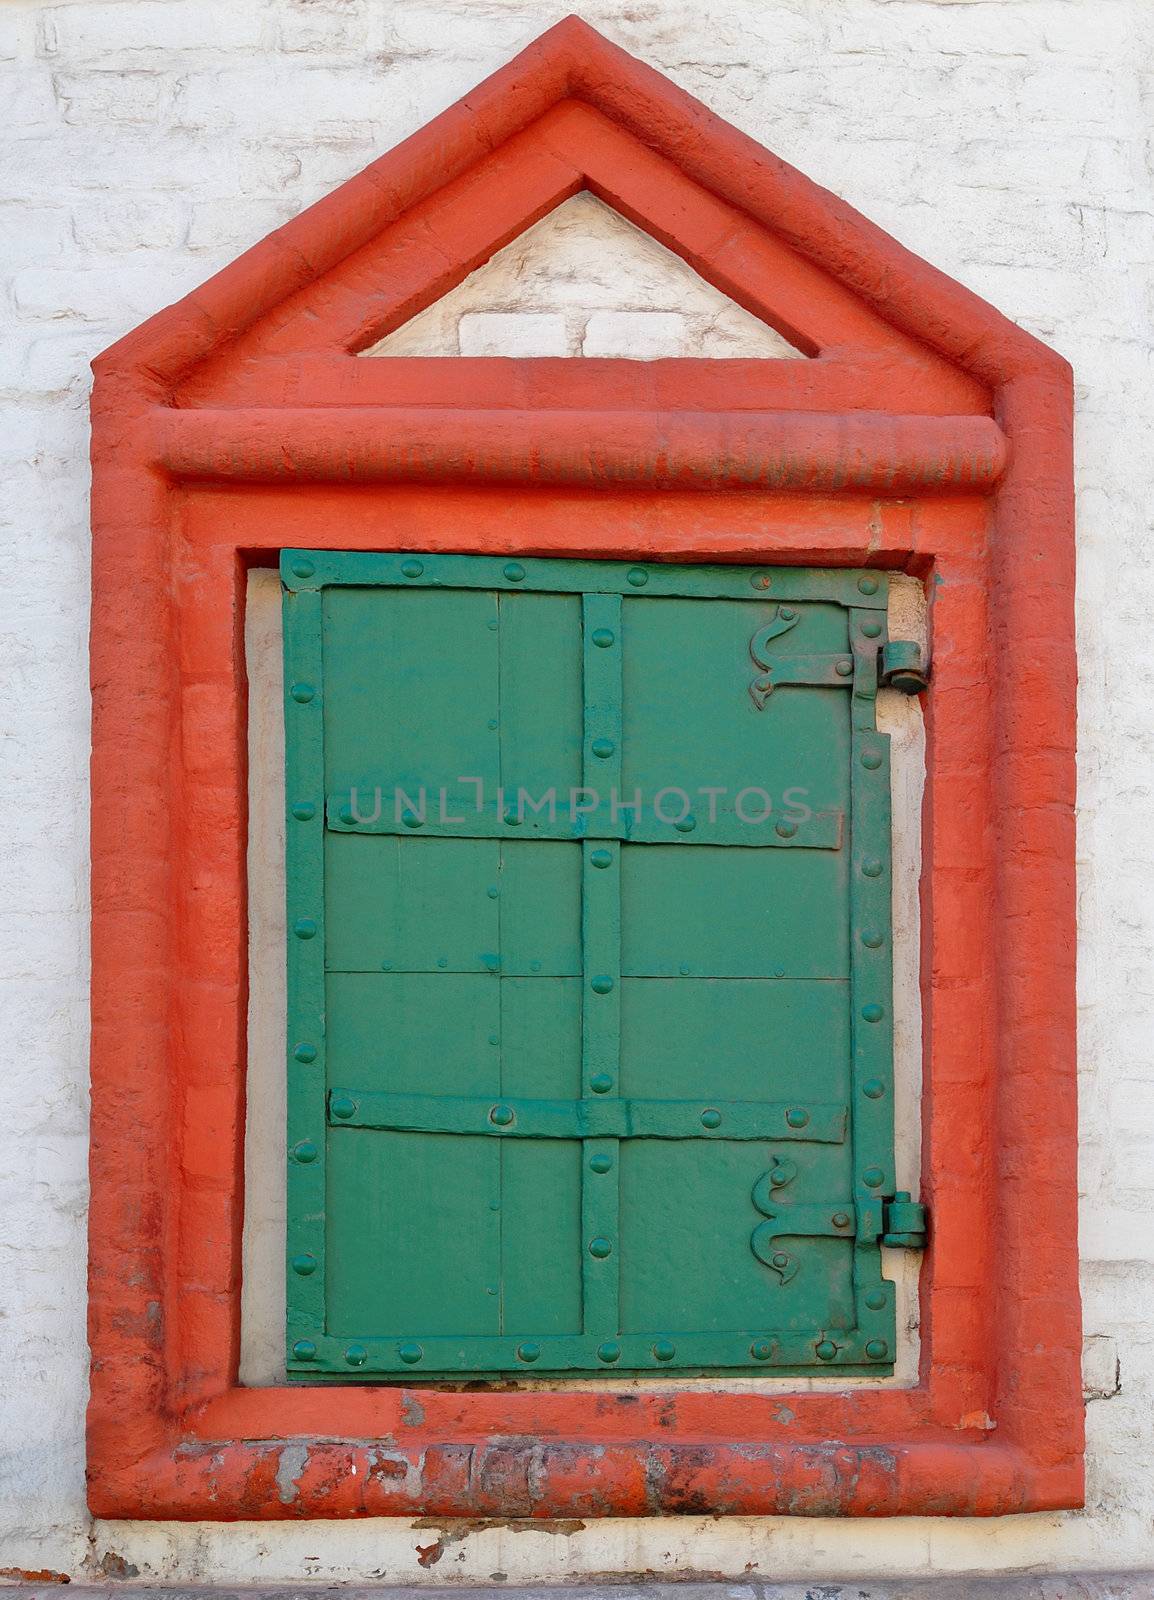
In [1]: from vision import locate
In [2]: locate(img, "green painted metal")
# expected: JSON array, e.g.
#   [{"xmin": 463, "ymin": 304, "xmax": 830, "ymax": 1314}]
[{"xmin": 281, "ymin": 551, "xmax": 915, "ymax": 1379}]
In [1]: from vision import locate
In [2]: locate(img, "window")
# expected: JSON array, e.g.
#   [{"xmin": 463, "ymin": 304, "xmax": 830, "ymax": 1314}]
[{"xmin": 282, "ymin": 550, "xmax": 921, "ymax": 1379}]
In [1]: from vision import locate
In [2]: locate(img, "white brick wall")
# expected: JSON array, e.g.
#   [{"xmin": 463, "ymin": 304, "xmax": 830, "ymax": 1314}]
[{"xmin": 2, "ymin": 0, "xmax": 1154, "ymax": 1583}]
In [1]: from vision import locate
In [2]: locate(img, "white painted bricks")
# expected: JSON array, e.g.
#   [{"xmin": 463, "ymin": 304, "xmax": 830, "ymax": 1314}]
[
  {"xmin": 458, "ymin": 311, "xmax": 570, "ymax": 357},
  {"xmin": 2, "ymin": 0, "xmax": 1154, "ymax": 1585}
]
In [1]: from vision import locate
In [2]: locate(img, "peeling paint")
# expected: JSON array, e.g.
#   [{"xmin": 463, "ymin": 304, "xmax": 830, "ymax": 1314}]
[{"xmin": 274, "ymin": 1442, "xmax": 310, "ymax": 1505}]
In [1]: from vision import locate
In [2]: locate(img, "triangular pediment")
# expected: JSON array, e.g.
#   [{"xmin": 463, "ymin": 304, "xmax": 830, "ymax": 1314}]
[{"xmin": 95, "ymin": 15, "xmax": 1036, "ymax": 421}]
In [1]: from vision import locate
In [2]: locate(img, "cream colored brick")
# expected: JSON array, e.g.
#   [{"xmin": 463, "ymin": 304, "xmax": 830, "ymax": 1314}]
[
  {"xmin": 581, "ymin": 309, "xmax": 689, "ymax": 358},
  {"xmin": 457, "ymin": 311, "xmax": 570, "ymax": 357}
]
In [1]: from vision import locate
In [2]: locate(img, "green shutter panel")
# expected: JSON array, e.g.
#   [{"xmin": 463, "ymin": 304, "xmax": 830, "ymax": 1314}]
[{"xmin": 282, "ymin": 552, "xmax": 909, "ymax": 1377}]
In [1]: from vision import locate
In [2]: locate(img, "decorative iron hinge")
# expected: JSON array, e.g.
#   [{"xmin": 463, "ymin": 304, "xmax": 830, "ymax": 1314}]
[
  {"xmin": 749, "ymin": 609, "xmax": 929, "ymax": 707},
  {"xmin": 750, "ymin": 1168, "xmax": 928, "ymax": 1283}
]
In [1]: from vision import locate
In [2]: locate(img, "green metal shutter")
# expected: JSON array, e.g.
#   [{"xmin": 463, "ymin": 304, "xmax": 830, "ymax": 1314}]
[{"xmin": 282, "ymin": 551, "xmax": 914, "ymax": 1378}]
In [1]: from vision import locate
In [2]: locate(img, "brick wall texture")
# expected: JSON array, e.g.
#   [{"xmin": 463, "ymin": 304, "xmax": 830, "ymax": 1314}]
[{"xmin": 2, "ymin": 0, "xmax": 1153, "ymax": 1582}]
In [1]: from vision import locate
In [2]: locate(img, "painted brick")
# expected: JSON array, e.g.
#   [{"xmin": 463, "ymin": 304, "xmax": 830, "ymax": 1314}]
[
  {"xmin": 581, "ymin": 310, "xmax": 690, "ymax": 358},
  {"xmin": 72, "ymin": 197, "xmax": 189, "ymax": 253},
  {"xmin": 39, "ymin": 1, "xmax": 267, "ymax": 62},
  {"xmin": 53, "ymin": 69, "xmax": 168, "ymax": 125},
  {"xmin": 457, "ymin": 310, "xmax": 570, "ymax": 357}
]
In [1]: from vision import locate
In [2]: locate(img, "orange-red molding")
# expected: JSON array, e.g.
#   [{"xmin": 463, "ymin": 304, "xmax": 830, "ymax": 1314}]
[{"xmin": 88, "ymin": 16, "xmax": 1080, "ymax": 1519}]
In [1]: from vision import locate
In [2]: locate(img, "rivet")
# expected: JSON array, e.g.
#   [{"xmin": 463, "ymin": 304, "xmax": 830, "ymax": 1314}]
[
  {"xmin": 701, "ymin": 1108, "xmax": 722, "ymax": 1129},
  {"xmin": 290, "ymin": 682, "xmax": 315, "ymax": 703},
  {"xmin": 590, "ymin": 849, "xmax": 613, "ymax": 869},
  {"xmin": 866, "ymin": 1339, "xmax": 889, "ymax": 1360},
  {"xmin": 345, "ymin": 1343, "xmax": 368, "ymax": 1367},
  {"xmin": 750, "ymin": 1339, "xmax": 773, "ymax": 1361},
  {"xmin": 530, "ymin": 959, "xmax": 541, "ymax": 972},
  {"xmin": 381, "ymin": 960, "xmax": 392, "ymax": 970},
  {"xmin": 591, "ymin": 975, "xmax": 614, "ymax": 994},
  {"xmin": 290, "ymin": 558, "xmax": 315, "ymax": 579},
  {"xmin": 436, "ymin": 956, "xmax": 448, "ymax": 969},
  {"xmin": 339, "ymin": 805, "xmax": 355, "ymax": 825},
  {"xmin": 402, "ymin": 810, "xmax": 423, "ymax": 829},
  {"xmin": 679, "ymin": 963, "xmax": 691, "ymax": 975},
  {"xmin": 504, "ymin": 807, "xmax": 523, "ymax": 826},
  {"xmin": 652, "ymin": 1339, "xmax": 676, "ymax": 1362},
  {"xmin": 487, "ymin": 619, "xmax": 499, "ymax": 631},
  {"xmin": 291, "ymin": 1253, "xmax": 317, "ymax": 1276},
  {"xmin": 597, "ymin": 1341, "xmax": 621, "ymax": 1363},
  {"xmin": 590, "ymin": 1153, "xmax": 612, "ymax": 1173},
  {"xmin": 862, "ymin": 858, "xmax": 883, "ymax": 878},
  {"xmin": 488, "ymin": 1033, "xmax": 500, "ymax": 1046},
  {"xmin": 771, "ymin": 1251, "xmax": 789, "ymax": 1269},
  {"xmin": 293, "ymin": 918, "xmax": 318, "ymax": 940},
  {"xmin": 330, "ymin": 1093, "xmax": 357, "ymax": 1120},
  {"xmin": 832, "ymin": 1211, "xmax": 851, "ymax": 1228},
  {"xmin": 591, "ymin": 1073, "xmax": 614, "ymax": 1094},
  {"xmin": 292, "ymin": 1339, "xmax": 317, "ymax": 1360},
  {"xmin": 774, "ymin": 964, "xmax": 786, "ymax": 978},
  {"xmin": 858, "ymin": 575, "xmax": 880, "ymax": 595},
  {"xmin": 785, "ymin": 1107, "xmax": 809, "ymax": 1129},
  {"xmin": 400, "ymin": 559, "xmax": 424, "ymax": 578},
  {"xmin": 775, "ymin": 818, "xmax": 797, "ymax": 839},
  {"xmin": 487, "ymin": 885, "xmax": 500, "ymax": 899},
  {"xmin": 589, "ymin": 1236, "xmax": 612, "ymax": 1259},
  {"xmin": 863, "ymin": 1079, "xmax": 886, "ymax": 1099},
  {"xmin": 293, "ymin": 1043, "xmax": 317, "ymax": 1064},
  {"xmin": 779, "ymin": 605, "xmax": 797, "ymax": 621},
  {"xmin": 488, "ymin": 718, "xmax": 499, "ymax": 730},
  {"xmin": 503, "ymin": 562, "xmax": 526, "ymax": 582},
  {"xmin": 861, "ymin": 750, "xmax": 883, "ymax": 770},
  {"xmin": 626, "ymin": 567, "xmax": 649, "ymax": 587},
  {"xmin": 292, "ymin": 1140, "xmax": 318, "ymax": 1164},
  {"xmin": 862, "ymin": 1003, "xmax": 884, "ymax": 1023},
  {"xmin": 675, "ymin": 814, "xmax": 697, "ymax": 833},
  {"xmin": 865, "ymin": 1289, "xmax": 887, "ymax": 1311},
  {"xmin": 291, "ymin": 801, "xmax": 316, "ymax": 821},
  {"xmin": 816, "ymin": 1339, "xmax": 838, "ymax": 1361},
  {"xmin": 861, "ymin": 929, "xmax": 883, "ymax": 948},
  {"xmin": 481, "ymin": 952, "xmax": 501, "ymax": 972},
  {"xmin": 836, "ymin": 659, "xmax": 853, "ymax": 677},
  {"xmin": 592, "ymin": 628, "xmax": 615, "ymax": 648},
  {"xmin": 489, "ymin": 1104, "xmax": 514, "ymax": 1127},
  {"xmin": 591, "ymin": 737, "xmax": 615, "ymax": 759},
  {"xmin": 516, "ymin": 1341, "xmax": 541, "ymax": 1363},
  {"xmin": 863, "ymin": 1167, "xmax": 885, "ymax": 1187},
  {"xmin": 862, "ymin": 621, "xmax": 882, "ymax": 639},
  {"xmin": 398, "ymin": 1342, "xmax": 423, "ymax": 1365},
  {"xmin": 750, "ymin": 571, "xmax": 772, "ymax": 590}
]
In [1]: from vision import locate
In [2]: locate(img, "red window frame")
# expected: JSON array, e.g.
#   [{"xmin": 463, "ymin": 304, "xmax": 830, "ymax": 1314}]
[{"xmin": 88, "ymin": 17, "xmax": 1080, "ymax": 1519}]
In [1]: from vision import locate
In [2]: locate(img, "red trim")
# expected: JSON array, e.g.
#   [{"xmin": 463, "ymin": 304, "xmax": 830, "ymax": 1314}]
[
  {"xmin": 89, "ymin": 16, "xmax": 1080, "ymax": 1519},
  {"xmin": 153, "ymin": 407, "xmax": 1007, "ymax": 492}
]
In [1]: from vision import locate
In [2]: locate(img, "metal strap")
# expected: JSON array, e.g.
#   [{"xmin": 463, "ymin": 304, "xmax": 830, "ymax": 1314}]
[{"xmin": 328, "ymin": 1090, "xmax": 848, "ymax": 1143}]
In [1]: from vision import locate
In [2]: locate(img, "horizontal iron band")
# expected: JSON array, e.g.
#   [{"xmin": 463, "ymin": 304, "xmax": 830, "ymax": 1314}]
[
  {"xmin": 325, "ymin": 795, "xmax": 843, "ymax": 849},
  {"xmin": 286, "ymin": 1326, "xmax": 890, "ymax": 1377},
  {"xmin": 327, "ymin": 1090, "xmax": 848, "ymax": 1143},
  {"xmin": 283, "ymin": 550, "xmax": 891, "ymax": 606}
]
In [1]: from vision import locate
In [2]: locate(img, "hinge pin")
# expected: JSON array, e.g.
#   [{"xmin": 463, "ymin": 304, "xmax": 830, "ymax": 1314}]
[{"xmin": 881, "ymin": 639, "xmax": 929, "ymax": 695}]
